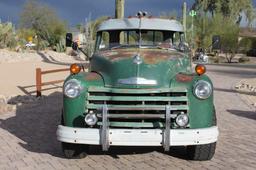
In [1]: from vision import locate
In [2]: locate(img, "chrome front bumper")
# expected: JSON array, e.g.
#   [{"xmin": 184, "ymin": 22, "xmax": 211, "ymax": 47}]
[{"xmin": 57, "ymin": 125, "xmax": 219, "ymax": 148}]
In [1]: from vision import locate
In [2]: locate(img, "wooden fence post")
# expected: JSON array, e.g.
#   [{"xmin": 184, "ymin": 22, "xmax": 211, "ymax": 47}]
[{"xmin": 36, "ymin": 68, "xmax": 42, "ymax": 97}]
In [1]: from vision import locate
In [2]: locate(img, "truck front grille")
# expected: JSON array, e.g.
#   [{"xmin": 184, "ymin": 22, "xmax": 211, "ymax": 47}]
[{"xmin": 87, "ymin": 86, "xmax": 189, "ymax": 128}]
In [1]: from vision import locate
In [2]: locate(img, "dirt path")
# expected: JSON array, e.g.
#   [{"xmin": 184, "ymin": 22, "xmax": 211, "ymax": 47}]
[{"xmin": 0, "ymin": 50, "xmax": 86, "ymax": 97}]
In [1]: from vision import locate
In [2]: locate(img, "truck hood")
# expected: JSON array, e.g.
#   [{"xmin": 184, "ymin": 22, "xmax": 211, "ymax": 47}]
[{"xmin": 90, "ymin": 48, "xmax": 190, "ymax": 88}]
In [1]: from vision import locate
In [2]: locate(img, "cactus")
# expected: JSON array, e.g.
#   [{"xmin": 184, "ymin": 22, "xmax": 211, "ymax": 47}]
[{"xmin": 56, "ymin": 38, "xmax": 66, "ymax": 53}]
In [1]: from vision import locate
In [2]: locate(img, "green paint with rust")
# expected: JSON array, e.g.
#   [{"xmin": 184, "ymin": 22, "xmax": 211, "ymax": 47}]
[
  {"xmin": 63, "ymin": 48, "xmax": 215, "ymax": 129},
  {"xmin": 63, "ymin": 72, "xmax": 104, "ymax": 127},
  {"xmin": 91, "ymin": 48, "xmax": 191, "ymax": 88},
  {"xmin": 170, "ymin": 74, "xmax": 214, "ymax": 128}
]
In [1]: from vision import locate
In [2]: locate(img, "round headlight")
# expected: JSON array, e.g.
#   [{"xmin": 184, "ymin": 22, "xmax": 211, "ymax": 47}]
[
  {"xmin": 64, "ymin": 79, "xmax": 82, "ymax": 98},
  {"xmin": 194, "ymin": 80, "xmax": 212, "ymax": 99},
  {"xmin": 175, "ymin": 114, "xmax": 189, "ymax": 127},
  {"xmin": 84, "ymin": 113, "xmax": 98, "ymax": 126}
]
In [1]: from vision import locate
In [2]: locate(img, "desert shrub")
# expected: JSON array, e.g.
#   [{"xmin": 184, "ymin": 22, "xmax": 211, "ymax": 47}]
[
  {"xmin": 212, "ymin": 56, "xmax": 220, "ymax": 63},
  {"xmin": 37, "ymin": 39, "xmax": 50, "ymax": 51},
  {"xmin": 238, "ymin": 37, "xmax": 253, "ymax": 53},
  {"xmin": 0, "ymin": 22, "xmax": 17, "ymax": 49},
  {"xmin": 16, "ymin": 28, "xmax": 36, "ymax": 50},
  {"xmin": 55, "ymin": 38, "xmax": 66, "ymax": 52},
  {"xmin": 238, "ymin": 57, "xmax": 250, "ymax": 63},
  {"xmin": 6, "ymin": 35, "xmax": 18, "ymax": 50}
]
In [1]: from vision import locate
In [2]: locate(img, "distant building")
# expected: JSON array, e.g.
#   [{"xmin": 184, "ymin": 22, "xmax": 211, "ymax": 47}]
[{"xmin": 69, "ymin": 27, "xmax": 87, "ymax": 46}]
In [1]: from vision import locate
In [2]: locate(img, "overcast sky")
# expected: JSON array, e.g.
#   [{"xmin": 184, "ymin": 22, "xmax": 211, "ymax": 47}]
[{"xmin": 0, "ymin": 0, "xmax": 255, "ymax": 27}]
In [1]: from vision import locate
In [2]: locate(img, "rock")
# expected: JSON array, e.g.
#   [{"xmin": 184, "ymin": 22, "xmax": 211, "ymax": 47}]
[
  {"xmin": 235, "ymin": 85, "xmax": 241, "ymax": 89},
  {"xmin": 7, "ymin": 95, "xmax": 38, "ymax": 105},
  {"xmin": 0, "ymin": 95, "xmax": 7, "ymax": 104},
  {"xmin": 0, "ymin": 103, "xmax": 16, "ymax": 114}
]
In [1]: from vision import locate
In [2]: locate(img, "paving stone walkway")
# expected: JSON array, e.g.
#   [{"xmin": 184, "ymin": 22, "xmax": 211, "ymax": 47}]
[{"xmin": 0, "ymin": 64, "xmax": 255, "ymax": 170}]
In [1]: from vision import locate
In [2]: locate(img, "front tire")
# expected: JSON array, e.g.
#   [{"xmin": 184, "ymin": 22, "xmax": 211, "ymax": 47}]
[
  {"xmin": 187, "ymin": 108, "xmax": 217, "ymax": 161},
  {"xmin": 62, "ymin": 142, "xmax": 88, "ymax": 159},
  {"xmin": 187, "ymin": 142, "xmax": 216, "ymax": 160},
  {"xmin": 61, "ymin": 111, "xmax": 89, "ymax": 159}
]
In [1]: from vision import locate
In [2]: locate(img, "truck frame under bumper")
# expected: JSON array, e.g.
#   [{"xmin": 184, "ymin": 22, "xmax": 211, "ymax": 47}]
[{"xmin": 57, "ymin": 125, "xmax": 218, "ymax": 150}]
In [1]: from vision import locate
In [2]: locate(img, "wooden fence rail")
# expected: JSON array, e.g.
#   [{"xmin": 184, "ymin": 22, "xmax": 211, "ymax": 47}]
[{"xmin": 36, "ymin": 68, "xmax": 69, "ymax": 97}]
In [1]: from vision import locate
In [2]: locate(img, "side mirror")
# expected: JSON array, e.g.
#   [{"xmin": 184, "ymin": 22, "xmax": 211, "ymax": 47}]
[
  {"xmin": 66, "ymin": 33, "xmax": 73, "ymax": 47},
  {"xmin": 72, "ymin": 42, "xmax": 78, "ymax": 51},
  {"xmin": 179, "ymin": 42, "xmax": 190, "ymax": 53}
]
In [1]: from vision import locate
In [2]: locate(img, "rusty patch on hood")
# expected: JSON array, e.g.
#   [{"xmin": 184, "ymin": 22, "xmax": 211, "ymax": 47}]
[
  {"xmin": 176, "ymin": 73, "xmax": 194, "ymax": 82},
  {"xmin": 142, "ymin": 51, "xmax": 178, "ymax": 64},
  {"xmin": 97, "ymin": 49, "xmax": 184, "ymax": 64},
  {"xmin": 97, "ymin": 50, "xmax": 134, "ymax": 61},
  {"xmin": 85, "ymin": 72, "xmax": 102, "ymax": 81}
]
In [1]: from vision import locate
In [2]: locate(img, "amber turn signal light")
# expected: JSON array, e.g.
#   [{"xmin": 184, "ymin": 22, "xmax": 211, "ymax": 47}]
[
  {"xmin": 195, "ymin": 64, "xmax": 206, "ymax": 75},
  {"xmin": 70, "ymin": 64, "xmax": 81, "ymax": 74}
]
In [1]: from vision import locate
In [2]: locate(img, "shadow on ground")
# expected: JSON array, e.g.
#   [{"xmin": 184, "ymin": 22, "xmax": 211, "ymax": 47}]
[
  {"xmin": 0, "ymin": 92, "xmax": 63, "ymax": 157},
  {"xmin": 37, "ymin": 51, "xmax": 86, "ymax": 66},
  {"xmin": 0, "ymin": 92, "xmax": 188, "ymax": 159},
  {"xmin": 208, "ymin": 68, "xmax": 256, "ymax": 79},
  {"xmin": 208, "ymin": 63, "xmax": 256, "ymax": 70},
  {"xmin": 86, "ymin": 146, "xmax": 187, "ymax": 160},
  {"xmin": 214, "ymin": 87, "xmax": 256, "ymax": 96},
  {"xmin": 227, "ymin": 109, "xmax": 256, "ymax": 120}
]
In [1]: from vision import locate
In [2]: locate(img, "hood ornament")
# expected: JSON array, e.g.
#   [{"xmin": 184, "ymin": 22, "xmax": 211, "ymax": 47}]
[{"xmin": 133, "ymin": 54, "xmax": 142, "ymax": 65}]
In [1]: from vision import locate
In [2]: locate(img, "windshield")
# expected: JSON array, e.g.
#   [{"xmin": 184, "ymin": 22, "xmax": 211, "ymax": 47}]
[{"xmin": 95, "ymin": 30, "xmax": 186, "ymax": 51}]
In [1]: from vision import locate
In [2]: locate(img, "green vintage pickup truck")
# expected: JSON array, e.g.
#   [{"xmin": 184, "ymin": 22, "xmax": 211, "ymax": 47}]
[{"xmin": 57, "ymin": 15, "xmax": 219, "ymax": 160}]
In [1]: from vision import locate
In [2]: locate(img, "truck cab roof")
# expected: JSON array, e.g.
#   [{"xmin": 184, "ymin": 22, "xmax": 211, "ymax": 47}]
[{"xmin": 98, "ymin": 18, "xmax": 184, "ymax": 32}]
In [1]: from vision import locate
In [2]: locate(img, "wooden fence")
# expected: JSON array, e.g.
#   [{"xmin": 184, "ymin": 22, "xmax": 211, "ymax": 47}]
[{"xmin": 36, "ymin": 68, "xmax": 69, "ymax": 97}]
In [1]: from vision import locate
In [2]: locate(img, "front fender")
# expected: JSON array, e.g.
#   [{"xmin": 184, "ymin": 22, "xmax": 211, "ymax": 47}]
[
  {"xmin": 63, "ymin": 72, "xmax": 104, "ymax": 127},
  {"xmin": 171, "ymin": 73, "xmax": 214, "ymax": 128}
]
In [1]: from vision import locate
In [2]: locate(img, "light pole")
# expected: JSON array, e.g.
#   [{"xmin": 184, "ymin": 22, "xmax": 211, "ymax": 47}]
[{"xmin": 182, "ymin": 2, "xmax": 187, "ymax": 39}]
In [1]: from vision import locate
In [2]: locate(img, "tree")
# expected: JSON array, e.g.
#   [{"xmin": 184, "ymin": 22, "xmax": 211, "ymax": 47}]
[
  {"xmin": 77, "ymin": 15, "xmax": 108, "ymax": 58},
  {"xmin": 220, "ymin": 18, "xmax": 240, "ymax": 63},
  {"xmin": 189, "ymin": 0, "xmax": 256, "ymax": 63},
  {"xmin": 20, "ymin": 0, "xmax": 67, "ymax": 50},
  {"xmin": 159, "ymin": 11, "xmax": 177, "ymax": 20},
  {"xmin": 192, "ymin": 0, "xmax": 255, "ymax": 26}
]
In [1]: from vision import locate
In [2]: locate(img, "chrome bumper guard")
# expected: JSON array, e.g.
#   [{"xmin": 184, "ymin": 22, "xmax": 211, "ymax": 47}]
[
  {"xmin": 57, "ymin": 125, "xmax": 218, "ymax": 147},
  {"xmin": 100, "ymin": 104, "xmax": 172, "ymax": 151},
  {"xmin": 57, "ymin": 105, "xmax": 219, "ymax": 150}
]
